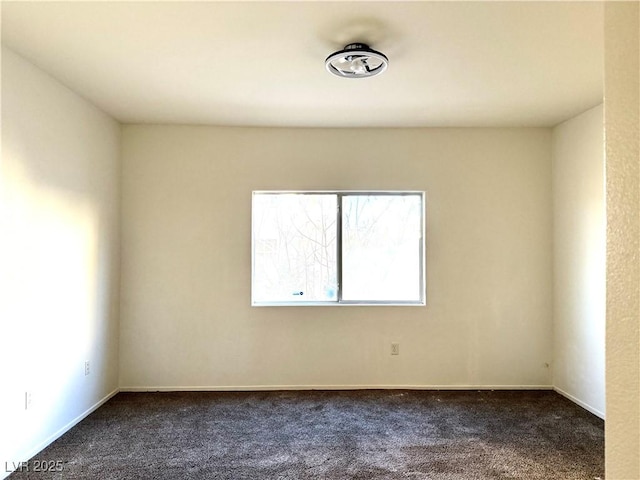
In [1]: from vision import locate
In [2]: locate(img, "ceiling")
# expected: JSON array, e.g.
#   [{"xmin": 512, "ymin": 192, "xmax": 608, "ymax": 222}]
[{"xmin": 1, "ymin": 1, "xmax": 604, "ymax": 128}]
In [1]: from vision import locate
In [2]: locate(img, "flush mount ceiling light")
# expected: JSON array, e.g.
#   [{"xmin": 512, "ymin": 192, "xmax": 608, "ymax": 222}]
[{"xmin": 325, "ymin": 43, "xmax": 388, "ymax": 78}]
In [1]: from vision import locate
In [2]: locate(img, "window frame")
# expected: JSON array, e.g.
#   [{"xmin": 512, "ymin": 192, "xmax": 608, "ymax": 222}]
[{"xmin": 251, "ymin": 190, "xmax": 426, "ymax": 307}]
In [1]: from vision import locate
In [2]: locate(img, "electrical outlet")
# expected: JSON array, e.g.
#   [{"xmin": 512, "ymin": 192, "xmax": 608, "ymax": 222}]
[
  {"xmin": 391, "ymin": 343, "xmax": 400, "ymax": 355},
  {"xmin": 84, "ymin": 361, "xmax": 90, "ymax": 376},
  {"xmin": 25, "ymin": 391, "xmax": 32, "ymax": 410}
]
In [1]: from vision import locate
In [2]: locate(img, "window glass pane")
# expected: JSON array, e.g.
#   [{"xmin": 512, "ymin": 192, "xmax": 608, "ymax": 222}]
[
  {"xmin": 253, "ymin": 194, "xmax": 338, "ymax": 302},
  {"xmin": 342, "ymin": 194, "xmax": 422, "ymax": 301}
]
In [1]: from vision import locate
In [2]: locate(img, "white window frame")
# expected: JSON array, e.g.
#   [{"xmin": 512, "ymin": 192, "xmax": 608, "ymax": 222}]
[{"xmin": 251, "ymin": 190, "xmax": 426, "ymax": 307}]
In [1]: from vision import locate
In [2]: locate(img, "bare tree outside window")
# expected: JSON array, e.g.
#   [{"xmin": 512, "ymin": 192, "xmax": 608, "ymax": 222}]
[
  {"xmin": 252, "ymin": 191, "xmax": 424, "ymax": 306},
  {"xmin": 253, "ymin": 194, "xmax": 337, "ymax": 302},
  {"xmin": 342, "ymin": 195, "xmax": 422, "ymax": 301}
]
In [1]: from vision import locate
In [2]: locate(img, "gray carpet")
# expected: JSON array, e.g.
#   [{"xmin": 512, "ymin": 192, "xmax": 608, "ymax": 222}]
[{"xmin": 9, "ymin": 390, "xmax": 604, "ymax": 479}]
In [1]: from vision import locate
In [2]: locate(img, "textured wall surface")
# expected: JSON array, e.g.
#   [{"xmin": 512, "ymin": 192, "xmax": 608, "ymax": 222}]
[{"xmin": 604, "ymin": 2, "xmax": 640, "ymax": 478}]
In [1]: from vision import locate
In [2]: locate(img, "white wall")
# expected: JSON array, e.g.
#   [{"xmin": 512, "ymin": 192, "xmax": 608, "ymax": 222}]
[
  {"xmin": 0, "ymin": 47, "xmax": 121, "ymax": 474},
  {"xmin": 120, "ymin": 125, "xmax": 553, "ymax": 390},
  {"xmin": 604, "ymin": 2, "xmax": 640, "ymax": 477},
  {"xmin": 552, "ymin": 105, "xmax": 605, "ymax": 418}
]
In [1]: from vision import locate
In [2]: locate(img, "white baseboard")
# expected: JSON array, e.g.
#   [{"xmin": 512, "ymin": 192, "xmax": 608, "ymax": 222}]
[
  {"xmin": 553, "ymin": 386, "xmax": 605, "ymax": 419},
  {"xmin": 120, "ymin": 384, "xmax": 553, "ymax": 392},
  {"xmin": 2, "ymin": 388, "xmax": 119, "ymax": 480}
]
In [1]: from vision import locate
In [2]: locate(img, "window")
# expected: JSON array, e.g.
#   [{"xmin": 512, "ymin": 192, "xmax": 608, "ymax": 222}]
[{"xmin": 252, "ymin": 191, "xmax": 425, "ymax": 306}]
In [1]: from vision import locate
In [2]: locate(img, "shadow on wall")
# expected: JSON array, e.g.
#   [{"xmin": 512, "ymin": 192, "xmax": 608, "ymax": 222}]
[{"xmin": 0, "ymin": 46, "xmax": 120, "ymax": 470}]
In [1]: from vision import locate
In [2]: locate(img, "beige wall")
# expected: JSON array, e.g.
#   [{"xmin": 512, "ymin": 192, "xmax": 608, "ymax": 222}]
[
  {"xmin": 120, "ymin": 125, "xmax": 553, "ymax": 390},
  {"xmin": 0, "ymin": 47, "xmax": 121, "ymax": 471},
  {"xmin": 604, "ymin": 2, "xmax": 640, "ymax": 478},
  {"xmin": 552, "ymin": 104, "xmax": 605, "ymax": 418}
]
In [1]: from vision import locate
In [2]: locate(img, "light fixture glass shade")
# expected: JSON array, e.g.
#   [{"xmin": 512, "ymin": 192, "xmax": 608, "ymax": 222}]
[{"xmin": 325, "ymin": 43, "xmax": 388, "ymax": 78}]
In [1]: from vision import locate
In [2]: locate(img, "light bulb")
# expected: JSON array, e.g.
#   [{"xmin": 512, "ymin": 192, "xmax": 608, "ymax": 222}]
[{"xmin": 349, "ymin": 57, "xmax": 368, "ymax": 74}]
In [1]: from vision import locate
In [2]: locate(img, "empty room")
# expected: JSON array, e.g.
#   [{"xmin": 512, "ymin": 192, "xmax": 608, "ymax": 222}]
[{"xmin": 1, "ymin": 1, "xmax": 638, "ymax": 479}]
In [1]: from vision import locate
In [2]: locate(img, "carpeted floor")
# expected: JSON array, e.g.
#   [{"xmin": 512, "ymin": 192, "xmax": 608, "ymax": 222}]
[{"xmin": 9, "ymin": 390, "xmax": 604, "ymax": 479}]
